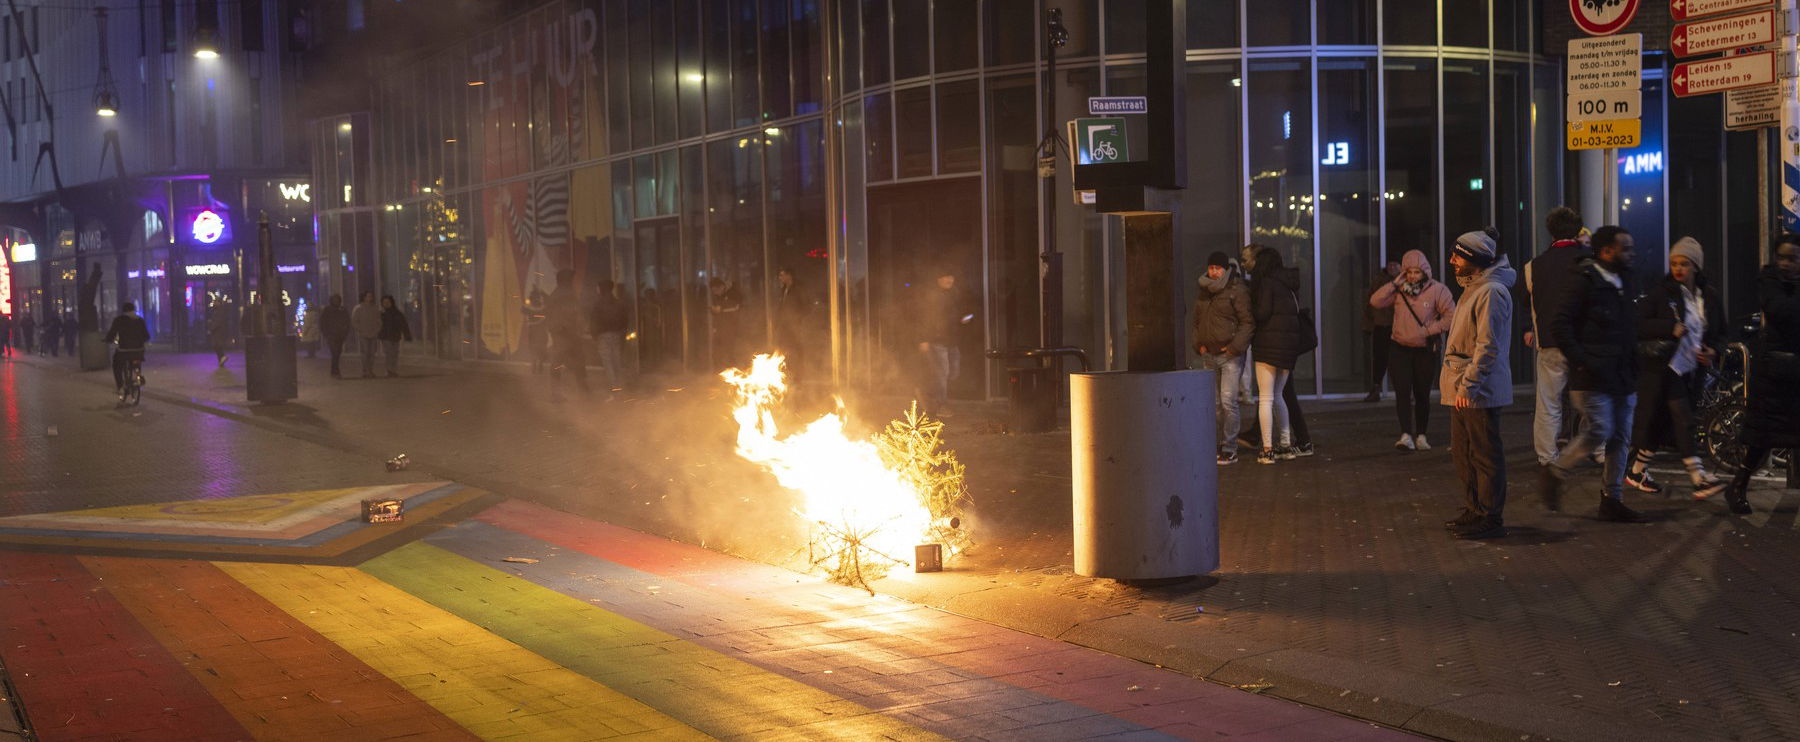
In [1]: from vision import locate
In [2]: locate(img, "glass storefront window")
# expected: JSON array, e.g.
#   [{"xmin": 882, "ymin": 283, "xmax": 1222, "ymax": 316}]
[
  {"xmin": 985, "ymin": 0, "xmax": 1035, "ymax": 66},
  {"xmin": 934, "ymin": 0, "xmax": 976, "ymax": 72},
  {"xmin": 1443, "ymin": 0, "xmax": 1488, "ymax": 48},
  {"xmin": 865, "ymin": 92, "xmax": 894, "ymax": 181},
  {"xmin": 793, "ymin": 0, "xmax": 823, "ymax": 114},
  {"xmin": 1187, "ymin": 0, "xmax": 1237, "ymax": 49},
  {"xmin": 892, "ymin": 0, "xmax": 929, "ymax": 80},
  {"xmin": 732, "ymin": 0, "xmax": 760, "ymax": 127},
  {"xmin": 705, "ymin": 0, "xmax": 734, "ymax": 132},
  {"xmin": 839, "ymin": 0, "xmax": 862, "ymax": 91},
  {"xmin": 606, "ymin": 0, "xmax": 632, "ymax": 153},
  {"xmin": 895, "ymin": 85, "xmax": 933, "ymax": 178},
  {"xmin": 1385, "ymin": 0, "xmax": 1436, "ymax": 45},
  {"xmin": 1384, "ymin": 58, "xmax": 1438, "ymax": 263},
  {"xmin": 1104, "ymin": 0, "xmax": 1145, "ymax": 55},
  {"xmin": 676, "ymin": 0, "xmax": 703, "ymax": 139},
  {"xmin": 1317, "ymin": 58, "xmax": 1380, "ymax": 394},
  {"xmin": 863, "ymin": 0, "xmax": 890, "ymax": 85},
  {"xmin": 1246, "ymin": 58, "xmax": 1316, "ymax": 388},
  {"xmin": 936, "ymin": 80, "xmax": 979, "ymax": 174},
  {"xmin": 1494, "ymin": 0, "xmax": 1529, "ymax": 51},
  {"xmin": 761, "ymin": 0, "xmax": 792, "ymax": 121},
  {"xmin": 1443, "ymin": 60, "xmax": 1491, "ymax": 257},
  {"xmin": 1319, "ymin": 0, "xmax": 1376, "ymax": 45},
  {"xmin": 1249, "ymin": 0, "xmax": 1309, "ymax": 47}
]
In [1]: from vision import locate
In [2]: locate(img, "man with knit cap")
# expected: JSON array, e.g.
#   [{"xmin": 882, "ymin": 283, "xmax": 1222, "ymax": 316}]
[
  {"xmin": 1442, "ymin": 229, "xmax": 1515, "ymax": 539},
  {"xmin": 1193, "ymin": 252, "xmax": 1254, "ymax": 465}
]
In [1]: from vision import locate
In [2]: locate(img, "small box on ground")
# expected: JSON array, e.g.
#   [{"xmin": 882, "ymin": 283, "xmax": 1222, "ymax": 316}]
[
  {"xmin": 914, "ymin": 544, "xmax": 943, "ymax": 573},
  {"xmin": 361, "ymin": 499, "xmax": 404, "ymax": 523}
]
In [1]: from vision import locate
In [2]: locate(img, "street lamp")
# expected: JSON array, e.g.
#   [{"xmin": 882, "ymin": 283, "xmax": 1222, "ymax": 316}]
[
  {"xmin": 92, "ymin": 8, "xmax": 120, "ymax": 117},
  {"xmin": 193, "ymin": 27, "xmax": 219, "ymax": 59},
  {"xmin": 94, "ymin": 90, "xmax": 118, "ymax": 117}
]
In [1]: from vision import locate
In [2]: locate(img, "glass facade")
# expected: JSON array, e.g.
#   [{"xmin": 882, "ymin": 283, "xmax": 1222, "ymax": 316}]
[{"xmin": 342, "ymin": 0, "xmax": 1554, "ymax": 398}]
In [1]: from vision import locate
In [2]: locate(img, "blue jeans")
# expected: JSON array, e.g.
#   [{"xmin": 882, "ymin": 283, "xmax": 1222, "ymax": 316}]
[
  {"xmin": 924, "ymin": 344, "xmax": 960, "ymax": 410},
  {"xmin": 1551, "ymin": 390, "xmax": 1635, "ymax": 499},
  {"xmin": 1533, "ymin": 347, "xmax": 1570, "ymax": 465},
  {"xmin": 1196, "ymin": 352, "xmax": 1244, "ymax": 454}
]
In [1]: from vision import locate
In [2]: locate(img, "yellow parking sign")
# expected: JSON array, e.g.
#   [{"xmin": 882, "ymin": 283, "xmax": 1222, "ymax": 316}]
[{"xmin": 1566, "ymin": 119, "xmax": 1641, "ymax": 150}]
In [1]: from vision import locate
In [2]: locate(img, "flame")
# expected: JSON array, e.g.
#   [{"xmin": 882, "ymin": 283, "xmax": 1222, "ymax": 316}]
[{"xmin": 721, "ymin": 354, "xmax": 931, "ymax": 565}]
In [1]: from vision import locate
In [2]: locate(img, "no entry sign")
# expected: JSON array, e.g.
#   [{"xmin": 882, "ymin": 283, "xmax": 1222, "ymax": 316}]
[
  {"xmin": 1570, "ymin": 0, "xmax": 1641, "ymax": 36},
  {"xmin": 1671, "ymin": 10, "xmax": 1775, "ymax": 57},
  {"xmin": 1672, "ymin": 50, "xmax": 1777, "ymax": 96}
]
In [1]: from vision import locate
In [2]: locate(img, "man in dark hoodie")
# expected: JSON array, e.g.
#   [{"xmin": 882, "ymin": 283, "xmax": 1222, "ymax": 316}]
[
  {"xmin": 1523, "ymin": 206, "xmax": 1590, "ymax": 466},
  {"xmin": 1541, "ymin": 225, "xmax": 1641, "ymax": 522},
  {"xmin": 1193, "ymin": 252, "xmax": 1254, "ymax": 465}
]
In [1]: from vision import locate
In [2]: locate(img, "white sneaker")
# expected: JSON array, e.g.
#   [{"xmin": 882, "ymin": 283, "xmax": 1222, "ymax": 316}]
[
  {"xmin": 1415, "ymin": 435, "xmax": 1432, "ymax": 451},
  {"xmin": 1395, "ymin": 434, "xmax": 1415, "ymax": 451}
]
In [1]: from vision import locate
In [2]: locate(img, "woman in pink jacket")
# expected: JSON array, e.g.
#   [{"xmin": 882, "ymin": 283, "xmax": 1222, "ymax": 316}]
[{"xmin": 1370, "ymin": 250, "xmax": 1457, "ymax": 451}]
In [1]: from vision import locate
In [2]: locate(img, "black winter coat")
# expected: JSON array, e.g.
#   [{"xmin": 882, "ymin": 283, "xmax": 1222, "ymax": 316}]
[
  {"xmin": 1746, "ymin": 266, "xmax": 1800, "ymax": 448},
  {"xmin": 1523, "ymin": 240, "xmax": 1592, "ymax": 347},
  {"xmin": 1634, "ymin": 275, "xmax": 1721, "ymax": 378},
  {"xmin": 319, "ymin": 305, "xmax": 351, "ymax": 341},
  {"xmin": 1249, "ymin": 267, "xmax": 1305, "ymax": 370},
  {"xmin": 378, "ymin": 307, "xmax": 413, "ymax": 342},
  {"xmin": 1550, "ymin": 259, "xmax": 1638, "ymax": 396}
]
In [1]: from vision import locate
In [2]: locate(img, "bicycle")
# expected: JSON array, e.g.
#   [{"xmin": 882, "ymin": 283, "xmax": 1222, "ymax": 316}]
[{"xmin": 116, "ymin": 351, "xmax": 145, "ymax": 407}]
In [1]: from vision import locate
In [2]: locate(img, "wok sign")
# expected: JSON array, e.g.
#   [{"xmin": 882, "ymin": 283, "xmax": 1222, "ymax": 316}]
[
  {"xmin": 1671, "ymin": 10, "xmax": 1774, "ymax": 57},
  {"xmin": 1672, "ymin": 51, "xmax": 1776, "ymax": 96}
]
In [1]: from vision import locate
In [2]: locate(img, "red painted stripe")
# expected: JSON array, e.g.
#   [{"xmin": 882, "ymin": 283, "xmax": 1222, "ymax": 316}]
[
  {"xmin": 0, "ymin": 551, "xmax": 250, "ymax": 742},
  {"xmin": 475, "ymin": 499, "xmax": 769, "ymax": 578}
]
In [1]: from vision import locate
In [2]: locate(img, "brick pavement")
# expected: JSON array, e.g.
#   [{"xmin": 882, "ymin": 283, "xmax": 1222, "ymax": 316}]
[{"xmin": 12, "ymin": 349, "xmax": 1800, "ymax": 740}]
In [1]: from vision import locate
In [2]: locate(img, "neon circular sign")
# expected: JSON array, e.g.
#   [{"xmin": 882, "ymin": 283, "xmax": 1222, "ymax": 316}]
[{"xmin": 191, "ymin": 210, "xmax": 225, "ymax": 244}]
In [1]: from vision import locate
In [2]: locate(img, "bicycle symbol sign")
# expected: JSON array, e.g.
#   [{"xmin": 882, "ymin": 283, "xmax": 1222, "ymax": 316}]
[{"xmin": 1074, "ymin": 117, "xmax": 1130, "ymax": 164}]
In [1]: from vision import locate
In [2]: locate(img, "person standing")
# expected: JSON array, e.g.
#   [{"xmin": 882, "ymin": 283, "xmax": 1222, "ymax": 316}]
[
  {"xmin": 1623, "ymin": 238, "xmax": 1726, "ymax": 499},
  {"xmin": 301, "ymin": 302, "xmax": 323, "ymax": 359},
  {"xmin": 0, "ymin": 311, "xmax": 12, "ymax": 358},
  {"xmin": 41, "ymin": 312, "xmax": 60, "ymax": 357},
  {"xmin": 351, "ymin": 292, "xmax": 382, "ymax": 378},
  {"xmin": 1523, "ymin": 207, "xmax": 1591, "ymax": 466},
  {"xmin": 1440, "ymin": 230, "xmax": 1515, "ymax": 540},
  {"xmin": 547, "ymin": 269, "xmax": 589, "ymax": 394},
  {"xmin": 1363, "ymin": 260, "xmax": 1401, "ymax": 402},
  {"xmin": 1722, "ymin": 233, "xmax": 1800, "ymax": 514},
  {"xmin": 1239, "ymin": 245, "xmax": 1315, "ymax": 457},
  {"xmin": 917, "ymin": 269, "xmax": 972, "ymax": 417},
  {"xmin": 18, "ymin": 312, "xmax": 34, "ymax": 355},
  {"xmin": 377, "ymin": 295, "xmax": 412, "ymax": 378},
  {"xmin": 62, "ymin": 311, "xmax": 75, "ymax": 356},
  {"xmin": 1370, "ymin": 249, "xmax": 1456, "ymax": 452},
  {"xmin": 524, "ymin": 289, "xmax": 550, "ymax": 374},
  {"xmin": 205, "ymin": 300, "xmax": 231, "ymax": 367},
  {"xmin": 1247, "ymin": 245, "xmax": 1307, "ymax": 464},
  {"xmin": 1540, "ymin": 225, "xmax": 1642, "ymax": 522},
  {"xmin": 319, "ymin": 294, "xmax": 351, "ymax": 379},
  {"xmin": 590, "ymin": 279, "xmax": 629, "ymax": 391},
  {"xmin": 774, "ymin": 267, "xmax": 814, "ymax": 386},
  {"xmin": 709, "ymin": 278, "xmax": 743, "ymax": 368},
  {"xmin": 1193, "ymin": 252, "xmax": 1255, "ymax": 465}
]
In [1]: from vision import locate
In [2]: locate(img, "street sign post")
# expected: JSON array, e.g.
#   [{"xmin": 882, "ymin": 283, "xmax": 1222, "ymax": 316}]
[
  {"xmin": 1567, "ymin": 34, "xmax": 1644, "ymax": 92},
  {"xmin": 1672, "ymin": 9, "xmax": 1776, "ymax": 56},
  {"xmin": 1087, "ymin": 96, "xmax": 1147, "ymax": 115},
  {"xmin": 1071, "ymin": 117, "xmax": 1130, "ymax": 164},
  {"xmin": 1727, "ymin": 83, "xmax": 1781, "ymax": 128},
  {"xmin": 1671, "ymin": 0, "xmax": 1773, "ymax": 21},
  {"xmin": 1673, "ymin": 50, "xmax": 1777, "ymax": 95},
  {"xmin": 1571, "ymin": 0, "xmax": 1642, "ymax": 35},
  {"xmin": 1568, "ymin": 119, "xmax": 1643, "ymax": 150},
  {"xmin": 1567, "ymin": 89, "xmax": 1643, "ymax": 120}
]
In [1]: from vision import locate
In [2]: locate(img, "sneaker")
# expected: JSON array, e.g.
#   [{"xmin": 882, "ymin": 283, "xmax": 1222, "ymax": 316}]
[
  {"xmin": 1217, "ymin": 451, "xmax": 1238, "ymax": 466},
  {"xmin": 1362, "ymin": 390, "xmax": 1381, "ymax": 403},
  {"xmin": 1727, "ymin": 494, "xmax": 1753, "ymax": 515},
  {"xmin": 1624, "ymin": 470, "xmax": 1663, "ymax": 494},
  {"xmin": 1538, "ymin": 465, "xmax": 1563, "ymax": 512},
  {"xmin": 1256, "ymin": 449, "xmax": 1278, "ymax": 465},
  {"xmin": 1443, "ymin": 509, "xmax": 1482, "ymax": 530},
  {"xmin": 1597, "ymin": 496, "xmax": 1642, "ymax": 523},
  {"xmin": 1291, "ymin": 442, "xmax": 1316, "ymax": 457},
  {"xmin": 1276, "ymin": 446, "xmax": 1298, "ymax": 461},
  {"xmin": 1453, "ymin": 517, "xmax": 1508, "ymax": 540},
  {"xmin": 1395, "ymin": 434, "xmax": 1415, "ymax": 452},
  {"xmin": 1414, "ymin": 435, "xmax": 1432, "ymax": 452}
]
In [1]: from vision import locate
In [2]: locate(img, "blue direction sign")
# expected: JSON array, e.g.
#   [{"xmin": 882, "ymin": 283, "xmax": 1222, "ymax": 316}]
[{"xmin": 1088, "ymin": 96, "xmax": 1148, "ymax": 115}]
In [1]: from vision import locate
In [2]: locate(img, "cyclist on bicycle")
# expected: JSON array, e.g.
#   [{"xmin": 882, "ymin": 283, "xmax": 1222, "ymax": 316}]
[{"xmin": 103, "ymin": 302, "xmax": 151, "ymax": 394}]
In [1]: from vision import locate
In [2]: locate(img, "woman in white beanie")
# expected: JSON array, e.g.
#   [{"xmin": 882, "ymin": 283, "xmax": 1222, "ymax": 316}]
[{"xmin": 1624, "ymin": 237, "xmax": 1726, "ymax": 498}]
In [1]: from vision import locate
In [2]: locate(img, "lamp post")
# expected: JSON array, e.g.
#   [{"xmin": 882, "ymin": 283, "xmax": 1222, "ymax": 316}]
[{"xmin": 1038, "ymin": 5, "xmax": 1068, "ymax": 350}]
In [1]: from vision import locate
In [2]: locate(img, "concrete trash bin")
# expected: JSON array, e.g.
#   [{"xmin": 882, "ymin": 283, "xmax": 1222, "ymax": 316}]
[{"xmin": 1070, "ymin": 369, "xmax": 1219, "ymax": 579}]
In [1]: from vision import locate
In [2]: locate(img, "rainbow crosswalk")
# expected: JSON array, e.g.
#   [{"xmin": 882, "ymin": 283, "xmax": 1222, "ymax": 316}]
[{"xmin": 0, "ymin": 498, "xmax": 1406, "ymax": 741}]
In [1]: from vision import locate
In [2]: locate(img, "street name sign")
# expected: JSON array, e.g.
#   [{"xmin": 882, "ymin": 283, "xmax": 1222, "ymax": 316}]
[
  {"xmin": 1671, "ymin": 0, "xmax": 1773, "ymax": 22},
  {"xmin": 1672, "ymin": 50, "xmax": 1776, "ymax": 96},
  {"xmin": 1568, "ymin": 89, "xmax": 1643, "ymax": 121},
  {"xmin": 1726, "ymin": 83, "xmax": 1780, "ymax": 128},
  {"xmin": 1567, "ymin": 34, "xmax": 1644, "ymax": 93},
  {"xmin": 1087, "ymin": 96, "xmax": 1147, "ymax": 115},
  {"xmin": 1671, "ymin": 10, "xmax": 1775, "ymax": 57},
  {"xmin": 1568, "ymin": 119, "xmax": 1643, "ymax": 150},
  {"xmin": 1571, "ymin": 0, "xmax": 1641, "ymax": 36}
]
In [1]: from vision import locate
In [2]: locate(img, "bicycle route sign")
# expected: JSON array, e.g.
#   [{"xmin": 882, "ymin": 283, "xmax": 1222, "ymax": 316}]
[{"xmin": 1073, "ymin": 117, "xmax": 1129, "ymax": 164}]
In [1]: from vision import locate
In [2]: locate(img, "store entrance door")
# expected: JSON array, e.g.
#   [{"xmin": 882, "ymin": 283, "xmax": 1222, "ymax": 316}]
[{"xmin": 866, "ymin": 177, "xmax": 983, "ymax": 399}]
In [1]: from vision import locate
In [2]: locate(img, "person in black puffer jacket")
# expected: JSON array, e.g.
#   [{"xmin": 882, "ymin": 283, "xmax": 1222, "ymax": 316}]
[
  {"xmin": 1724, "ymin": 233, "xmax": 1800, "ymax": 514},
  {"xmin": 1624, "ymin": 238, "xmax": 1726, "ymax": 499},
  {"xmin": 1246, "ymin": 245, "xmax": 1311, "ymax": 464}
]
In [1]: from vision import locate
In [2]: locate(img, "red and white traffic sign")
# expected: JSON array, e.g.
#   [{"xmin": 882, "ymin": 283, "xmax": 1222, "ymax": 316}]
[
  {"xmin": 1571, "ymin": 0, "xmax": 1641, "ymax": 36},
  {"xmin": 1671, "ymin": 0, "xmax": 1772, "ymax": 22},
  {"xmin": 1672, "ymin": 50, "xmax": 1777, "ymax": 96},
  {"xmin": 1672, "ymin": 10, "xmax": 1775, "ymax": 56}
]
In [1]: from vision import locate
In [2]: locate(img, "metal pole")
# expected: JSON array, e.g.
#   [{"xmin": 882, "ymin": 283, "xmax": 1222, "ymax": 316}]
[
  {"xmin": 1603, "ymin": 146, "xmax": 1619, "ymax": 224},
  {"xmin": 1040, "ymin": 5, "xmax": 1062, "ymax": 349},
  {"xmin": 1779, "ymin": 0, "xmax": 1800, "ymax": 232},
  {"xmin": 1760, "ymin": 128, "xmax": 1771, "ymax": 252}
]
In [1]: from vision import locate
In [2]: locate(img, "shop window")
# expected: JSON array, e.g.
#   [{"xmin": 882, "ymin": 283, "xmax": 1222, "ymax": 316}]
[
  {"xmin": 936, "ymin": 80, "xmax": 978, "ymax": 174},
  {"xmin": 761, "ymin": 0, "xmax": 791, "ymax": 121},
  {"xmin": 1443, "ymin": 0, "xmax": 1488, "ymax": 48},
  {"xmin": 1245, "ymin": 58, "xmax": 1316, "ymax": 386},
  {"xmin": 865, "ymin": 92, "xmax": 893, "ymax": 181},
  {"xmin": 1383, "ymin": 58, "xmax": 1437, "ymax": 264},
  {"xmin": 934, "ymin": 0, "xmax": 977, "ymax": 71},
  {"xmin": 1248, "ymin": 0, "xmax": 1309, "ymax": 47},
  {"xmin": 1443, "ymin": 61, "xmax": 1491, "ymax": 258},
  {"xmin": 1318, "ymin": 0, "xmax": 1376, "ymax": 45},
  {"xmin": 985, "ymin": 0, "xmax": 1034, "ymax": 66},
  {"xmin": 895, "ymin": 85, "xmax": 932, "ymax": 178},
  {"xmin": 863, "ymin": 0, "xmax": 889, "ymax": 85},
  {"xmin": 1317, "ymin": 58, "xmax": 1379, "ymax": 394},
  {"xmin": 1385, "ymin": 0, "xmax": 1436, "ymax": 45},
  {"xmin": 891, "ymin": 0, "xmax": 928, "ymax": 80}
]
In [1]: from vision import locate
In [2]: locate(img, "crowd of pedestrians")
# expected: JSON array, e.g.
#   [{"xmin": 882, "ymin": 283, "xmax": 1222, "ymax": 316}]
[{"xmin": 1195, "ymin": 206, "xmax": 1800, "ymax": 540}]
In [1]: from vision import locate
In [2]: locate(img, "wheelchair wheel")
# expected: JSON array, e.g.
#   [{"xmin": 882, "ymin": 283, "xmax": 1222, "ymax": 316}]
[{"xmin": 1702, "ymin": 402, "xmax": 1748, "ymax": 476}]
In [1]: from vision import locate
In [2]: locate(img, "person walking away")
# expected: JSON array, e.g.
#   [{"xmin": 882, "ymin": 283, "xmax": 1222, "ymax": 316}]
[
  {"xmin": 377, "ymin": 295, "xmax": 412, "ymax": 378},
  {"xmin": 590, "ymin": 279, "xmax": 629, "ymax": 391},
  {"xmin": 1247, "ymin": 245, "xmax": 1308, "ymax": 464},
  {"xmin": 18, "ymin": 312, "xmax": 34, "ymax": 355},
  {"xmin": 774, "ymin": 267, "xmax": 814, "ymax": 387},
  {"xmin": 1523, "ymin": 207, "xmax": 1591, "ymax": 466},
  {"xmin": 709, "ymin": 278, "xmax": 743, "ymax": 368},
  {"xmin": 1194, "ymin": 252, "xmax": 1255, "ymax": 465},
  {"xmin": 0, "ymin": 311, "xmax": 12, "ymax": 358},
  {"xmin": 103, "ymin": 302, "xmax": 151, "ymax": 396},
  {"xmin": 351, "ymin": 292, "xmax": 382, "ymax": 378},
  {"xmin": 41, "ymin": 312, "xmax": 60, "ymax": 357},
  {"xmin": 1623, "ymin": 238, "xmax": 1726, "ymax": 498},
  {"xmin": 1722, "ymin": 233, "xmax": 1800, "ymax": 514},
  {"xmin": 524, "ymin": 289, "xmax": 550, "ymax": 374},
  {"xmin": 205, "ymin": 301, "xmax": 230, "ymax": 366},
  {"xmin": 1363, "ymin": 260, "xmax": 1401, "ymax": 402},
  {"xmin": 1540, "ymin": 225, "xmax": 1642, "ymax": 522},
  {"xmin": 1370, "ymin": 249, "xmax": 1456, "ymax": 452},
  {"xmin": 547, "ymin": 269, "xmax": 589, "ymax": 394},
  {"xmin": 1440, "ymin": 230, "xmax": 1515, "ymax": 539},
  {"xmin": 301, "ymin": 302, "xmax": 322, "ymax": 359},
  {"xmin": 917, "ymin": 269, "xmax": 973, "ymax": 417},
  {"xmin": 319, "ymin": 294, "xmax": 351, "ymax": 378}
]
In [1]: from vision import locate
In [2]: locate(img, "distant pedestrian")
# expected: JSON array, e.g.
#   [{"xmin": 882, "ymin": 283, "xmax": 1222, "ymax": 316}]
[
  {"xmin": 1540, "ymin": 225, "xmax": 1642, "ymax": 522},
  {"xmin": 590, "ymin": 279, "xmax": 629, "ymax": 391},
  {"xmin": 41, "ymin": 313, "xmax": 61, "ymax": 357},
  {"xmin": 301, "ymin": 303, "xmax": 323, "ymax": 359},
  {"xmin": 1246, "ymin": 245, "xmax": 1310, "ymax": 465},
  {"xmin": 63, "ymin": 312, "xmax": 75, "ymax": 356},
  {"xmin": 1363, "ymin": 260, "xmax": 1400, "ymax": 402},
  {"xmin": 1440, "ymin": 229, "xmax": 1514, "ymax": 540},
  {"xmin": 319, "ymin": 294, "xmax": 351, "ymax": 378},
  {"xmin": 1193, "ymin": 252, "xmax": 1254, "ymax": 465},
  {"xmin": 205, "ymin": 301, "xmax": 231, "ymax": 366},
  {"xmin": 351, "ymin": 292, "xmax": 382, "ymax": 378},
  {"xmin": 1240, "ymin": 245, "xmax": 1314, "ymax": 457},
  {"xmin": 548, "ymin": 269, "xmax": 589, "ymax": 394},
  {"xmin": 1370, "ymin": 249, "xmax": 1455, "ymax": 452},
  {"xmin": 0, "ymin": 311, "xmax": 12, "ymax": 358},
  {"xmin": 103, "ymin": 302, "xmax": 151, "ymax": 394},
  {"xmin": 524, "ymin": 289, "xmax": 550, "ymax": 374},
  {"xmin": 917, "ymin": 268, "xmax": 973, "ymax": 417},
  {"xmin": 18, "ymin": 312, "xmax": 34, "ymax": 354},
  {"xmin": 1624, "ymin": 238, "xmax": 1726, "ymax": 499},
  {"xmin": 774, "ymin": 267, "xmax": 815, "ymax": 387},
  {"xmin": 1722, "ymin": 233, "xmax": 1800, "ymax": 514},
  {"xmin": 1523, "ymin": 207, "xmax": 1591, "ymax": 466},
  {"xmin": 377, "ymin": 295, "xmax": 412, "ymax": 378},
  {"xmin": 709, "ymin": 278, "xmax": 743, "ymax": 368}
]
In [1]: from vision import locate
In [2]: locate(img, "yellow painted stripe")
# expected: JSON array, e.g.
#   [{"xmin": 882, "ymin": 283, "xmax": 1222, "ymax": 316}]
[{"xmin": 216, "ymin": 560, "xmax": 713, "ymax": 741}]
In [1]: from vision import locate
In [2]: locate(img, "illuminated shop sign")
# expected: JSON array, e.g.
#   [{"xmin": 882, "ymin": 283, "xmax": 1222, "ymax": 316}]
[
  {"xmin": 10, "ymin": 241, "xmax": 35, "ymax": 263},
  {"xmin": 0, "ymin": 259, "xmax": 11, "ymax": 316},
  {"xmin": 1320, "ymin": 141, "xmax": 1351, "ymax": 166},
  {"xmin": 185, "ymin": 263, "xmax": 232, "ymax": 276},
  {"xmin": 191, "ymin": 210, "xmax": 227, "ymax": 244},
  {"xmin": 276, "ymin": 264, "xmax": 307, "ymax": 273},
  {"xmin": 277, "ymin": 182, "xmax": 311, "ymax": 203},
  {"xmin": 1620, "ymin": 151, "xmax": 1664, "ymax": 176},
  {"xmin": 127, "ymin": 269, "xmax": 167, "ymax": 279}
]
